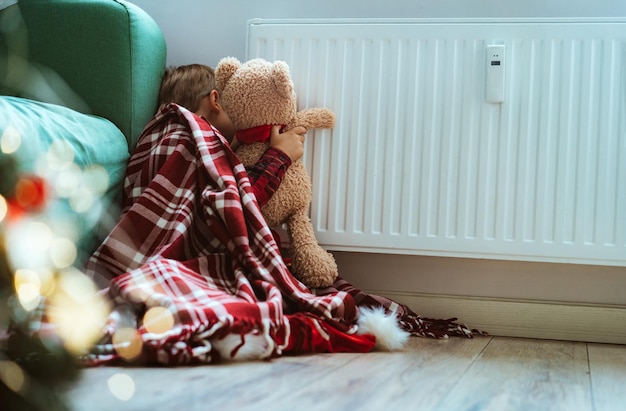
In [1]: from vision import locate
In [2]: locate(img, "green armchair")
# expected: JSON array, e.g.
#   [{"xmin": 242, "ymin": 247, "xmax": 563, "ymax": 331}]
[{"xmin": 0, "ymin": 0, "xmax": 167, "ymax": 265}]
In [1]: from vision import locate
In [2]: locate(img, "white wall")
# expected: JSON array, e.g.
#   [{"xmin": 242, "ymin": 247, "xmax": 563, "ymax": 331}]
[
  {"xmin": 127, "ymin": 0, "xmax": 626, "ymax": 307},
  {"xmin": 129, "ymin": 0, "xmax": 626, "ymax": 67}
]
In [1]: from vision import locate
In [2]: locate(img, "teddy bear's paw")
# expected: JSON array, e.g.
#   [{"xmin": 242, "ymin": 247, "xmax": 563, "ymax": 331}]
[
  {"xmin": 296, "ymin": 272, "xmax": 336, "ymax": 289},
  {"xmin": 291, "ymin": 247, "xmax": 338, "ymax": 289}
]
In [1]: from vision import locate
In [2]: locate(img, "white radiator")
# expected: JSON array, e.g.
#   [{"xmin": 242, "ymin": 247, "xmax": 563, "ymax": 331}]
[{"xmin": 246, "ymin": 18, "xmax": 626, "ymax": 267}]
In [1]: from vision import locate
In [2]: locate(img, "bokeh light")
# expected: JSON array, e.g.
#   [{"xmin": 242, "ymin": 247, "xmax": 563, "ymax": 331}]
[
  {"xmin": 69, "ymin": 185, "xmax": 96, "ymax": 213},
  {"xmin": 46, "ymin": 139, "xmax": 75, "ymax": 170},
  {"xmin": 49, "ymin": 237, "xmax": 77, "ymax": 269},
  {"xmin": 108, "ymin": 373, "xmax": 135, "ymax": 401},
  {"xmin": 0, "ymin": 360, "xmax": 26, "ymax": 393},
  {"xmin": 47, "ymin": 268, "xmax": 110, "ymax": 355},
  {"xmin": 14, "ymin": 176, "xmax": 47, "ymax": 210},
  {"xmin": 142, "ymin": 306, "xmax": 175, "ymax": 335},
  {"xmin": 112, "ymin": 327, "xmax": 143, "ymax": 361},
  {"xmin": 14, "ymin": 269, "xmax": 42, "ymax": 311},
  {"xmin": 52, "ymin": 162, "xmax": 82, "ymax": 198},
  {"xmin": 83, "ymin": 164, "xmax": 110, "ymax": 195},
  {"xmin": 0, "ymin": 125, "xmax": 22, "ymax": 154},
  {"xmin": 0, "ymin": 194, "xmax": 7, "ymax": 222},
  {"xmin": 35, "ymin": 268, "xmax": 56, "ymax": 297},
  {"xmin": 6, "ymin": 219, "xmax": 53, "ymax": 269}
]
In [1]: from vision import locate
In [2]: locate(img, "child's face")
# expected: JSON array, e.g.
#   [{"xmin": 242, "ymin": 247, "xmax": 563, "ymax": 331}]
[
  {"xmin": 197, "ymin": 91, "xmax": 236, "ymax": 142},
  {"xmin": 212, "ymin": 106, "xmax": 236, "ymax": 142}
]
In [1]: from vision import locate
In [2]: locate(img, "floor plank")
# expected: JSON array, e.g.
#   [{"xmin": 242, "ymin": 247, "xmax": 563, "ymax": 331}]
[
  {"xmin": 434, "ymin": 337, "xmax": 593, "ymax": 411},
  {"xmin": 60, "ymin": 336, "xmax": 490, "ymax": 411},
  {"xmin": 588, "ymin": 343, "xmax": 626, "ymax": 411},
  {"xmin": 247, "ymin": 335, "xmax": 491, "ymax": 411},
  {"xmin": 61, "ymin": 351, "xmax": 362, "ymax": 411}
]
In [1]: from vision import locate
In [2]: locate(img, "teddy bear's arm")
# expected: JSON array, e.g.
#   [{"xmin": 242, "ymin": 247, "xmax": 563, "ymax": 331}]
[{"xmin": 291, "ymin": 108, "xmax": 336, "ymax": 130}]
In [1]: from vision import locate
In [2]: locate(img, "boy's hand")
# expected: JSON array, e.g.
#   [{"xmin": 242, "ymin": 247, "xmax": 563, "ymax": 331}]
[{"xmin": 270, "ymin": 125, "xmax": 306, "ymax": 161}]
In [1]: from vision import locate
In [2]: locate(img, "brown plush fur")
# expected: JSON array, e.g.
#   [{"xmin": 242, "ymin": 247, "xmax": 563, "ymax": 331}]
[{"xmin": 215, "ymin": 57, "xmax": 338, "ymax": 288}]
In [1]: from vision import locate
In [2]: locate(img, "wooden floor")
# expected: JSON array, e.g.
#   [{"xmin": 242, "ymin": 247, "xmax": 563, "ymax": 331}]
[{"xmin": 60, "ymin": 336, "xmax": 626, "ymax": 411}]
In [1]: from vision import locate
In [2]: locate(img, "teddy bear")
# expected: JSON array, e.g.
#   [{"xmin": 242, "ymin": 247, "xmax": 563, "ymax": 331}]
[{"xmin": 215, "ymin": 57, "xmax": 338, "ymax": 289}]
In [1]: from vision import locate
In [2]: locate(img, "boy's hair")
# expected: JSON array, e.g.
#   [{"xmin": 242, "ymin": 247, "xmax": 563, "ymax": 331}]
[{"xmin": 157, "ymin": 64, "xmax": 216, "ymax": 112}]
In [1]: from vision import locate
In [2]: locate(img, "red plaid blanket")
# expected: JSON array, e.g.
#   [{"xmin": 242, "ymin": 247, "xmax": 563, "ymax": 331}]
[{"xmin": 75, "ymin": 104, "xmax": 481, "ymax": 364}]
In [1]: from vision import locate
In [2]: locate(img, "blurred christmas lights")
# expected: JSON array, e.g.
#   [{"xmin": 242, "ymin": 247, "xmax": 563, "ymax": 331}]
[{"xmin": 1, "ymin": 121, "xmax": 113, "ymax": 361}]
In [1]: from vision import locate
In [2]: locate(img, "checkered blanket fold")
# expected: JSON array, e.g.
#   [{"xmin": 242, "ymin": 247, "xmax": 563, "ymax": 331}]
[{"xmin": 34, "ymin": 104, "xmax": 482, "ymax": 365}]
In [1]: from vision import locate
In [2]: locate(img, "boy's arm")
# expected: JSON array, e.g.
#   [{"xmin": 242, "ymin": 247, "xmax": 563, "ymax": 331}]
[{"xmin": 247, "ymin": 147, "xmax": 292, "ymax": 207}]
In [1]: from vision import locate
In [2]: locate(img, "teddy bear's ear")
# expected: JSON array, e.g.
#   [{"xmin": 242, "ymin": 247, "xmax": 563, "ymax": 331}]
[
  {"xmin": 271, "ymin": 60, "xmax": 294, "ymax": 98},
  {"xmin": 215, "ymin": 57, "xmax": 241, "ymax": 91}
]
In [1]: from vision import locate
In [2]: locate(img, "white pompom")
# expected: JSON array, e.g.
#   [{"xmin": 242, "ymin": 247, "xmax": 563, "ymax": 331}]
[{"xmin": 357, "ymin": 306, "xmax": 410, "ymax": 351}]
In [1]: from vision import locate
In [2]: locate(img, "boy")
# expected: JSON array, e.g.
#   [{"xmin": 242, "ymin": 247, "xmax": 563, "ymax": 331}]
[
  {"xmin": 85, "ymin": 63, "xmax": 307, "ymax": 287},
  {"xmin": 157, "ymin": 64, "xmax": 306, "ymax": 207}
]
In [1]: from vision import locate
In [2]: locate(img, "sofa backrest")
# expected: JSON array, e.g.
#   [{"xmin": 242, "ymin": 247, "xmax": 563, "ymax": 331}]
[{"xmin": 0, "ymin": 0, "xmax": 167, "ymax": 151}]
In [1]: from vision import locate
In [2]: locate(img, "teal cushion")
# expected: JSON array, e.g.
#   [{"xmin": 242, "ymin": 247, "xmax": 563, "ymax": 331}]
[{"xmin": 0, "ymin": 96, "xmax": 130, "ymax": 264}]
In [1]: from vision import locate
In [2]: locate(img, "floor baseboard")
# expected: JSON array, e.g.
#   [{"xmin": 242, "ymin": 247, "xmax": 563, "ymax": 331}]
[{"xmin": 370, "ymin": 290, "xmax": 626, "ymax": 344}]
